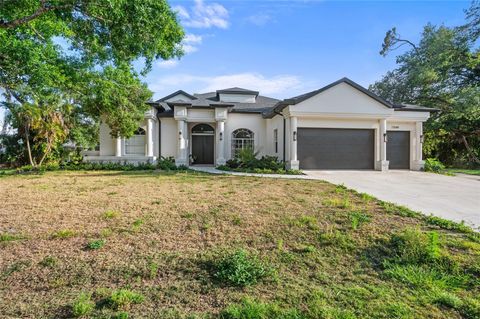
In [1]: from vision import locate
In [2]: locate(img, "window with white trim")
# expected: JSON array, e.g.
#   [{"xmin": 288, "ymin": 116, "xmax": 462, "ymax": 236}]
[
  {"xmin": 273, "ymin": 129, "xmax": 278, "ymax": 153},
  {"xmin": 125, "ymin": 127, "xmax": 146, "ymax": 155},
  {"xmin": 231, "ymin": 128, "xmax": 254, "ymax": 158}
]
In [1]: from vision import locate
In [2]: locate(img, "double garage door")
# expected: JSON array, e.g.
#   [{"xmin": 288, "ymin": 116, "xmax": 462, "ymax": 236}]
[{"xmin": 297, "ymin": 128, "xmax": 409, "ymax": 170}]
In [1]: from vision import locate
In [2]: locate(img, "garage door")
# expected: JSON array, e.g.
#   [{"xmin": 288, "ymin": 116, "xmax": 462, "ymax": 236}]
[
  {"xmin": 297, "ymin": 128, "xmax": 375, "ymax": 169},
  {"xmin": 387, "ymin": 131, "xmax": 410, "ymax": 169}
]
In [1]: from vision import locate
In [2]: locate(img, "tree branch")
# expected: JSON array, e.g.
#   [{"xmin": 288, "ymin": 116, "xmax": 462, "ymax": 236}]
[{"xmin": 0, "ymin": 1, "xmax": 74, "ymax": 29}]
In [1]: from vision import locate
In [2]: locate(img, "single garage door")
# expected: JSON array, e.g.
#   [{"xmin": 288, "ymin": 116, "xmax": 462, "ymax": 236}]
[
  {"xmin": 298, "ymin": 128, "xmax": 375, "ymax": 169},
  {"xmin": 387, "ymin": 131, "xmax": 410, "ymax": 169}
]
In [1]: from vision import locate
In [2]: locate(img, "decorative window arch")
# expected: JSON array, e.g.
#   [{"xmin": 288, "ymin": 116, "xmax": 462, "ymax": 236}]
[
  {"xmin": 231, "ymin": 128, "xmax": 254, "ymax": 157},
  {"xmin": 192, "ymin": 123, "xmax": 214, "ymax": 134},
  {"xmin": 125, "ymin": 127, "xmax": 146, "ymax": 155}
]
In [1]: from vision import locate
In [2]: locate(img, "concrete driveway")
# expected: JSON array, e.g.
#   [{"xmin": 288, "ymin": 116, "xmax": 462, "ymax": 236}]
[{"xmin": 304, "ymin": 170, "xmax": 480, "ymax": 229}]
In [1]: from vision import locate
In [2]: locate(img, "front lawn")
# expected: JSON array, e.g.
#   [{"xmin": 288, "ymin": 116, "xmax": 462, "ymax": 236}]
[{"xmin": 0, "ymin": 171, "xmax": 478, "ymax": 318}]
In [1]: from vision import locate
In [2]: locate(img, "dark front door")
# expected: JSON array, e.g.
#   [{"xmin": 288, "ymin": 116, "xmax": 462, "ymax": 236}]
[
  {"xmin": 297, "ymin": 128, "xmax": 375, "ymax": 169},
  {"xmin": 387, "ymin": 131, "xmax": 410, "ymax": 169},
  {"xmin": 192, "ymin": 135, "xmax": 214, "ymax": 164}
]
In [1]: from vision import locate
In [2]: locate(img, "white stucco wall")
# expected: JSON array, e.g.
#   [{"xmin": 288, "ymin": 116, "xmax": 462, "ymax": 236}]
[
  {"xmin": 160, "ymin": 118, "xmax": 177, "ymax": 158},
  {"xmin": 290, "ymin": 82, "xmax": 393, "ymax": 117},
  {"xmin": 225, "ymin": 113, "xmax": 266, "ymax": 160},
  {"xmin": 219, "ymin": 93, "xmax": 256, "ymax": 103},
  {"xmin": 265, "ymin": 116, "xmax": 284, "ymax": 160},
  {"xmin": 99, "ymin": 122, "xmax": 115, "ymax": 156}
]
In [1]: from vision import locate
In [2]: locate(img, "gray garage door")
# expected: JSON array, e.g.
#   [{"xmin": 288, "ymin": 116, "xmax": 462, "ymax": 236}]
[
  {"xmin": 387, "ymin": 131, "xmax": 410, "ymax": 169},
  {"xmin": 298, "ymin": 128, "xmax": 375, "ymax": 169}
]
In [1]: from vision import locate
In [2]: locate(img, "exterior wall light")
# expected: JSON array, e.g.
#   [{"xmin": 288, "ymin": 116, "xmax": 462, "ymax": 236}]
[
  {"xmin": 293, "ymin": 131, "xmax": 297, "ymax": 141},
  {"xmin": 219, "ymin": 132, "xmax": 223, "ymax": 141},
  {"xmin": 383, "ymin": 133, "xmax": 388, "ymax": 143},
  {"xmin": 420, "ymin": 134, "xmax": 424, "ymax": 144},
  {"xmin": 179, "ymin": 131, "xmax": 182, "ymax": 140}
]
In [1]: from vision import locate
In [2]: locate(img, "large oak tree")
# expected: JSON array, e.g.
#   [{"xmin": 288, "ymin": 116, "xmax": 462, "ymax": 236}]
[{"xmin": 0, "ymin": 0, "xmax": 184, "ymax": 166}]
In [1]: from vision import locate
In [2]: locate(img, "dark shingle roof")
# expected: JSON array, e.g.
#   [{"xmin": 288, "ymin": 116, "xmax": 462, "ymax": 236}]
[
  {"xmin": 216, "ymin": 87, "xmax": 259, "ymax": 96},
  {"xmin": 154, "ymin": 90, "xmax": 279, "ymax": 117},
  {"xmin": 392, "ymin": 103, "xmax": 439, "ymax": 112},
  {"xmin": 154, "ymin": 79, "xmax": 437, "ymax": 119},
  {"xmin": 156, "ymin": 90, "xmax": 197, "ymax": 102}
]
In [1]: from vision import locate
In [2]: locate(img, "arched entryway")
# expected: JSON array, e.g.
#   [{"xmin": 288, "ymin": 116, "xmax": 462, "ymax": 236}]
[{"xmin": 191, "ymin": 124, "xmax": 215, "ymax": 164}]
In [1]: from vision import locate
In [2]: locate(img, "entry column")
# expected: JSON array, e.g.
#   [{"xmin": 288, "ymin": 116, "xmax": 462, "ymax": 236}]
[
  {"xmin": 287, "ymin": 116, "xmax": 299, "ymax": 170},
  {"xmin": 146, "ymin": 118, "xmax": 154, "ymax": 157},
  {"xmin": 376, "ymin": 118, "xmax": 389, "ymax": 171},
  {"xmin": 175, "ymin": 120, "xmax": 188, "ymax": 166},
  {"xmin": 412, "ymin": 121, "xmax": 424, "ymax": 171},
  {"xmin": 115, "ymin": 137, "xmax": 122, "ymax": 157},
  {"xmin": 216, "ymin": 120, "xmax": 226, "ymax": 165}
]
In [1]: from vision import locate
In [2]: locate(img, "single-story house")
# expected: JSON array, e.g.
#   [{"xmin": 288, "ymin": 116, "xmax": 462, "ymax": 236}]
[{"xmin": 83, "ymin": 77, "xmax": 436, "ymax": 171}]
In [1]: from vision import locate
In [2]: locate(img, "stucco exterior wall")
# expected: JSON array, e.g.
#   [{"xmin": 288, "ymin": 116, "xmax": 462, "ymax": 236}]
[
  {"xmin": 225, "ymin": 113, "xmax": 266, "ymax": 160},
  {"xmin": 291, "ymin": 82, "xmax": 393, "ymax": 116},
  {"xmin": 160, "ymin": 118, "xmax": 177, "ymax": 158},
  {"xmin": 265, "ymin": 116, "xmax": 284, "ymax": 161},
  {"xmin": 99, "ymin": 122, "xmax": 115, "ymax": 156},
  {"xmin": 219, "ymin": 93, "xmax": 256, "ymax": 103}
]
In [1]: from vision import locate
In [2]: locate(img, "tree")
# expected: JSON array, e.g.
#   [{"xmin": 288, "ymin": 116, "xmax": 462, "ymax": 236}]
[
  {"xmin": 370, "ymin": 1, "xmax": 480, "ymax": 166},
  {"xmin": 0, "ymin": 0, "xmax": 184, "ymax": 166}
]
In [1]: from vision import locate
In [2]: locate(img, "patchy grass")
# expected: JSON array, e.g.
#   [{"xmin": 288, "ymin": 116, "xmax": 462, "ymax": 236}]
[
  {"xmin": 0, "ymin": 170, "xmax": 478, "ymax": 318},
  {"xmin": 444, "ymin": 168, "xmax": 480, "ymax": 176}
]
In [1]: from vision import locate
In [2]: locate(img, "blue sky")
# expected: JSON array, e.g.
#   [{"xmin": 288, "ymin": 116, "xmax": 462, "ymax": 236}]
[{"xmin": 145, "ymin": 0, "xmax": 471, "ymax": 100}]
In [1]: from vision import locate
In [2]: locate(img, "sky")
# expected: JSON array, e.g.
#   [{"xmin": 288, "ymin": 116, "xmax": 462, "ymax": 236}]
[{"xmin": 144, "ymin": 0, "xmax": 471, "ymax": 100}]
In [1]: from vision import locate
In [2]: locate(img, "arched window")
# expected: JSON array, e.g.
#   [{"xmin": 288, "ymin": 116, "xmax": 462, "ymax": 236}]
[
  {"xmin": 231, "ymin": 128, "xmax": 254, "ymax": 157},
  {"xmin": 125, "ymin": 127, "xmax": 146, "ymax": 155},
  {"xmin": 192, "ymin": 124, "xmax": 214, "ymax": 134}
]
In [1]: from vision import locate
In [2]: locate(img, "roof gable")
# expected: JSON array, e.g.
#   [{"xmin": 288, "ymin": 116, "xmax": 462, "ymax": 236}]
[
  {"xmin": 286, "ymin": 78, "xmax": 393, "ymax": 108},
  {"xmin": 289, "ymin": 80, "xmax": 394, "ymax": 116},
  {"xmin": 157, "ymin": 90, "xmax": 197, "ymax": 102}
]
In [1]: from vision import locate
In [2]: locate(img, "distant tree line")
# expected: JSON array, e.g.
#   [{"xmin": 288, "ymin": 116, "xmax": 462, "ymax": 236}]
[{"xmin": 370, "ymin": 1, "xmax": 479, "ymax": 167}]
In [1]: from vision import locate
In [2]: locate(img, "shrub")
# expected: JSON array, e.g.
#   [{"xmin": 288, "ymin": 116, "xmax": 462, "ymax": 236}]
[
  {"xmin": 109, "ymin": 289, "xmax": 144, "ymax": 310},
  {"xmin": 222, "ymin": 148, "xmax": 290, "ymax": 173},
  {"xmin": 214, "ymin": 249, "xmax": 270, "ymax": 287},
  {"xmin": 424, "ymin": 158, "xmax": 445, "ymax": 173},
  {"xmin": 72, "ymin": 292, "xmax": 95, "ymax": 317},
  {"xmin": 86, "ymin": 239, "xmax": 105, "ymax": 250},
  {"xmin": 157, "ymin": 156, "xmax": 177, "ymax": 170}
]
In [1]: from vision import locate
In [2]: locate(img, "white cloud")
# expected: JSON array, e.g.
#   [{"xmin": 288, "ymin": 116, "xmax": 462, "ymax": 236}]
[
  {"xmin": 246, "ymin": 13, "xmax": 272, "ymax": 26},
  {"xmin": 180, "ymin": 33, "xmax": 203, "ymax": 54},
  {"xmin": 156, "ymin": 60, "xmax": 179, "ymax": 69},
  {"xmin": 173, "ymin": 5, "xmax": 190, "ymax": 19},
  {"xmin": 184, "ymin": 34, "xmax": 203, "ymax": 44},
  {"xmin": 175, "ymin": 0, "xmax": 229, "ymax": 29},
  {"xmin": 149, "ymin": 72, "xmax": 303, "ymax": 97}
]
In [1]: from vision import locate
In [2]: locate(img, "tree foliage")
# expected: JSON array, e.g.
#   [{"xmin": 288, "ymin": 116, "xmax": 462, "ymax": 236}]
[
  {"xmin": 0, "ymin": 0, "xmax": 184, "ymax": 166},
  {"xmin": 370, "ymin": 2, "xmax": 480, "ymax": 166}
]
